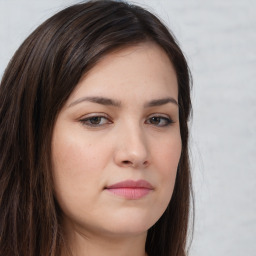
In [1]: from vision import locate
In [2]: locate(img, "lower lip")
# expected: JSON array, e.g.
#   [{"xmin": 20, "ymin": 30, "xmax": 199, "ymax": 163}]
[{"xmin": 105, "ymin": 188, "xmax": 152, "ymax": 200}]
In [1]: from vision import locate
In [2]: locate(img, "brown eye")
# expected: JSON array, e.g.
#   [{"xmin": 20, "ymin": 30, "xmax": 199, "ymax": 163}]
[
  {"xmin": 146, "ymin": 116, "xmax": 173, "ymax": 127},
  {"xmin": 89, "ymin": 117, "xmax": 102, "ymax": 125},
  {"xmin": 150, "ymin": 117, "xmax": 161, "ymax": 125},
  {"xmin": 80, "ymin": 116, "xmax": 111, "ymax": 127}
]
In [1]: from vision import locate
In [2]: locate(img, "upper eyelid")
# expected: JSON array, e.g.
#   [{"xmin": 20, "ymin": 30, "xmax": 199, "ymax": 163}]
[
  {"xmin": 147, "ymin": 113, "xmax": 171, "ymax": 117},
  {"xmin": 146, "ymin": 113, "xmax": 174, "ymax": 120},
  {"xmin": 78, "ymin": 113, "xmax": 174, "ymax": 120},
  {"xmin": 78, "ymin": 113, "xmax": 112, "ymax": 125},
  {"xmin": 79, "ymin": 113, "xmax": 110, "ymax": 120}
]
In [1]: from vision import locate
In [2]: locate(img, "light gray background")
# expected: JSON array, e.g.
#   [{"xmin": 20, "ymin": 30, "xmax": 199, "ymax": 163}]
[{"xmin": 0, "ymin": 1, "xmax": 255, "ymax": 255}]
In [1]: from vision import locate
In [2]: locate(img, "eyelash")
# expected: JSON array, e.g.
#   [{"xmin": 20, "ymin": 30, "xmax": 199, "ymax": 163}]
[
  {"xmin": 79, "ymin": 114, "xmax": 174, "ymax": 128},
  {"xmin": 146, "ymin": 115, "xmax": 174, "ymax": 127},
  {"xmin": 79, "ymin": 115, "xmax": 111, "ymax": 127}
]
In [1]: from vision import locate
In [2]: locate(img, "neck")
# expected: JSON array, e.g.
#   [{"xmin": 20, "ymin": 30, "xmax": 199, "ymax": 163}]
[{"xmin": 61, "ymin": 222, "xmax": 148, "ymax": 256}]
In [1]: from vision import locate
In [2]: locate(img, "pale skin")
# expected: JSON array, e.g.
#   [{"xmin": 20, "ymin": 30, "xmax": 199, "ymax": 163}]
[{"xmin": 52, "ymin": 42, "xmax": 181, "ymax": 256}]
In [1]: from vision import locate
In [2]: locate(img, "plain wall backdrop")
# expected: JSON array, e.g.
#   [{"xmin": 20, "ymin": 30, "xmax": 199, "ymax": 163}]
[{"xmin": 0, "ymin": 0, "xmax": 255, "ymax": 255}]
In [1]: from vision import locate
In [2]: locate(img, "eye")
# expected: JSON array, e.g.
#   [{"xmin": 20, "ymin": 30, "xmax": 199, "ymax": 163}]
[
  {"xmin": 146, "ymin": 115, "xmax": 173, "ymax": 127},
  {"xmin": 79, "ymin": 115, "xmax": 111, "ymax": 127}
]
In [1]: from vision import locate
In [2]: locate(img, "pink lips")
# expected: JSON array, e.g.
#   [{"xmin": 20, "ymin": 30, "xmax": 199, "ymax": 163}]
[{"xmin": 105, "ymin": 180, "xmax": 153, "ymax": 200}]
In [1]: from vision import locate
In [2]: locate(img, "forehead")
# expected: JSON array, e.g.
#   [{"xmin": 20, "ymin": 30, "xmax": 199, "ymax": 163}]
[{"xmin": 66, "ymin": 42, "xmax": 178, "ymax": 105}]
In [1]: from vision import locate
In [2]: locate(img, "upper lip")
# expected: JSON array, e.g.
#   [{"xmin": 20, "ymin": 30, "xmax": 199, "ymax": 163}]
[{"xmin": 105, "ymin": 179, "xmax": 154, "ymax": 189}]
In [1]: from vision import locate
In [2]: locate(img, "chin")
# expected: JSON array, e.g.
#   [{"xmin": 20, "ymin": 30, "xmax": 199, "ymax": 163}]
[{"xmin": 99, "ymin": 209, "xmax": 161, "ymax": 236}]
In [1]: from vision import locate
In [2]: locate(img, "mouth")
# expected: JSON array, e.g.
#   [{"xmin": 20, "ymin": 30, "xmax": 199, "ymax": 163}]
[{"xmin": 104, "ymin": 179, "xmax": 154, "ymax": 200}]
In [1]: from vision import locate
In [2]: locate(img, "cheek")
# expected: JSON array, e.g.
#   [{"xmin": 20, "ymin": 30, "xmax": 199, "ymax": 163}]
[
  {"xmin": 153, "ymin": 134, "xmax": 181, "ymax": 174},
  {"xmin": 52, "ymin": 129, "xmax": 110, "ymax": 179},
  {"xmin": 151, "ymin": 135, "xmax": 181, "ymax": 203},
  {"xmin": 51, "ymin": 130, "xmax": 100, "ymax": 206},
  {"xmin": 51, "ymin": 130, "xmax": 112, "ymax": 218}
]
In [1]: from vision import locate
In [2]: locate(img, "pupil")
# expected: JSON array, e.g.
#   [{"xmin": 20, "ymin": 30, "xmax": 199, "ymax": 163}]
[
  {"xmin": 91, "ymin": 117, "xmax": 101, "ymax": 124},
  {"xmin": 151, "ymin": 117, "xmax": 160, "ymax": 124}
]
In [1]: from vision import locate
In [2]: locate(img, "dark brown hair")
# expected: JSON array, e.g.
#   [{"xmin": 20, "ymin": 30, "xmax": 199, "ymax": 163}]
[{"xmin": 0, "ymin": 1, "xmax": 193, "ymax": 255}]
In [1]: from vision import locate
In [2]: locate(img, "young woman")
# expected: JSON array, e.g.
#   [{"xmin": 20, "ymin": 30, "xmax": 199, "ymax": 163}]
[{"xmin": 0, "ymin": 1, "xmax": 193, "ymax": 256}]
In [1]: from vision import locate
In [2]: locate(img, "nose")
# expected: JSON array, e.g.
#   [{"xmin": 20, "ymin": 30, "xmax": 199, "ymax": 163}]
[{"xmin": 113, "ymin": 125, "xmax": 150, "ymax": 169}]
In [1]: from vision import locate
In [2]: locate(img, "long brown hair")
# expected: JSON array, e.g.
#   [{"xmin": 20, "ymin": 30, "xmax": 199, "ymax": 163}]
[{"xmin": 0, "ymin": 1, "xmax": 193, "ymax": 255}]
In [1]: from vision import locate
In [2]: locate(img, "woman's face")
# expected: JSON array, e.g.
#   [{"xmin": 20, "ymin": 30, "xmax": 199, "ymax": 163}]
[{"xmin": 52, "ymin": 42, "xmax": 181, "ymax": 239}]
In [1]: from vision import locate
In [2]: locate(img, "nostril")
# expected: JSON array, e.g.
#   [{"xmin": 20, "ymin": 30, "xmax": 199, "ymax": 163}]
[
  {"xmin": 121, "ymin": 160, "xmax": 149, "ymax": 168},
  {"xmin": 143, "ymin": 160, "xmax": 149, "ymax": 166},
  {"xmin": 123, "ymin": 160, "xmax": 131, "ymax": 165}
]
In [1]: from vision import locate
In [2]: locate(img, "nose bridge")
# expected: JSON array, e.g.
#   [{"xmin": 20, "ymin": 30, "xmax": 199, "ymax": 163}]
[
  {"xmin": 114, "ymin": 119, "xmax": 149, "ymax": 168},
  {"xmin": 126, "ymin": 122, "xmax": 148, "ymax": 155}
]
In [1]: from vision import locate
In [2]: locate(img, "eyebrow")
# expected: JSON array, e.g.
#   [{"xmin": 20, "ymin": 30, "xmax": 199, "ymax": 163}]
[
  {"xmin": 144, "ymin": 97, "xmax": 179, "ymax": 108},
  {"xmin": 68, "ymin": 96, "xmax": 121, "ymax": 108},
  {"xmin": 68, "ymin": 96, "xmax": 178, "ymax": 108}
]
